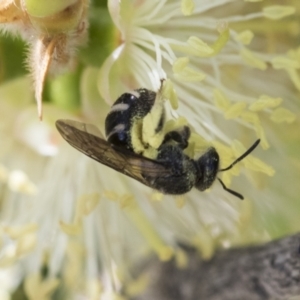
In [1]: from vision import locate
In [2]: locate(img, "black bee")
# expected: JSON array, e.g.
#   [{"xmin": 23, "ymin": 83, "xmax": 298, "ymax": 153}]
[{"xmin": 56, "ymin": 88, "xmax": 260, "ymax": 199}]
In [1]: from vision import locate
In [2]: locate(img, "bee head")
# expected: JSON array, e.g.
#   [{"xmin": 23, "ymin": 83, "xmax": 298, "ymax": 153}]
[
  {"xmin": 195, "ymin": 139, "xmax": 261, "ymax": 200},
  {"xmin": 194, "ymin": 147, "xmax": 219, "ymax": 192}
]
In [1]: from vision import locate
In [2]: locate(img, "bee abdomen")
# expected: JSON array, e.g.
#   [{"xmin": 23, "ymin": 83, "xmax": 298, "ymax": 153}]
[{"xmin": 105, "ymin": 88, "xmax": 157, "ymax": 148}]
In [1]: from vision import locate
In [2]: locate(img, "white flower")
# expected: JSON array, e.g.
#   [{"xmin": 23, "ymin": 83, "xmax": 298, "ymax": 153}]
[{"xmin": 0, "ymin": 0, "xmax": 299, "ymax": 299}]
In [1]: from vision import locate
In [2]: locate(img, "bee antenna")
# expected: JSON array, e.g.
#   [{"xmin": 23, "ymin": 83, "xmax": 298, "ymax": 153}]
[
  {"xmin": 219, "ymin": 139, "xmax": 260, "ymax": 172},
  {"xmin": 217, "ymin": 178, "xmax": 244, "ymax": 200}
]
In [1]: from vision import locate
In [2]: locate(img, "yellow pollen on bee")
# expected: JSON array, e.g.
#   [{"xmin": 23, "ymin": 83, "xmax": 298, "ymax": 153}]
[
  {"xmin": 142, "ymin": 102, "xmax": 165, "ymax": 149},
  {"xmin": 143, "ymin": 148, "xmax": 158, "ymax": 159},
  {"xmin": 131, "ymin": 120, "xmax": 146, "ymax": 154}
]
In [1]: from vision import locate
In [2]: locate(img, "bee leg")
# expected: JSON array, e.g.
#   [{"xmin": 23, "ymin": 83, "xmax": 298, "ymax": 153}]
[
  {"xmin": 162, "ymin": 126, "xmax": 191, "ymax": 149},
  {"xmin": 142, "ymin": 101, "xmax": 165, "ymax": 150}
]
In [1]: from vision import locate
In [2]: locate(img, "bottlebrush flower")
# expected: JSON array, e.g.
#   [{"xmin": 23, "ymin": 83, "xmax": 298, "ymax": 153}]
[{"xmin": 0, "ymin": 0, "xmax": 299, "ymax": 299}]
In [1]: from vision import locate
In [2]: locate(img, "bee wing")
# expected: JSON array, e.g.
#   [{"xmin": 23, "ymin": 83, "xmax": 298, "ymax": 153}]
[
  {"xmin": 55, "ymin": 119, "xmax": 172, "ymax": 184},
  {"xmin": 56, "ymin": 119, "xmax": 105, "ymax": 139}
]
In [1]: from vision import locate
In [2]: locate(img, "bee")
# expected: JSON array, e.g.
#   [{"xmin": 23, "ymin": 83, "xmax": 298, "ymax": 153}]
[{"xmin": 56, "ymin": 88, "xmax": 260, "ymax": 199}]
